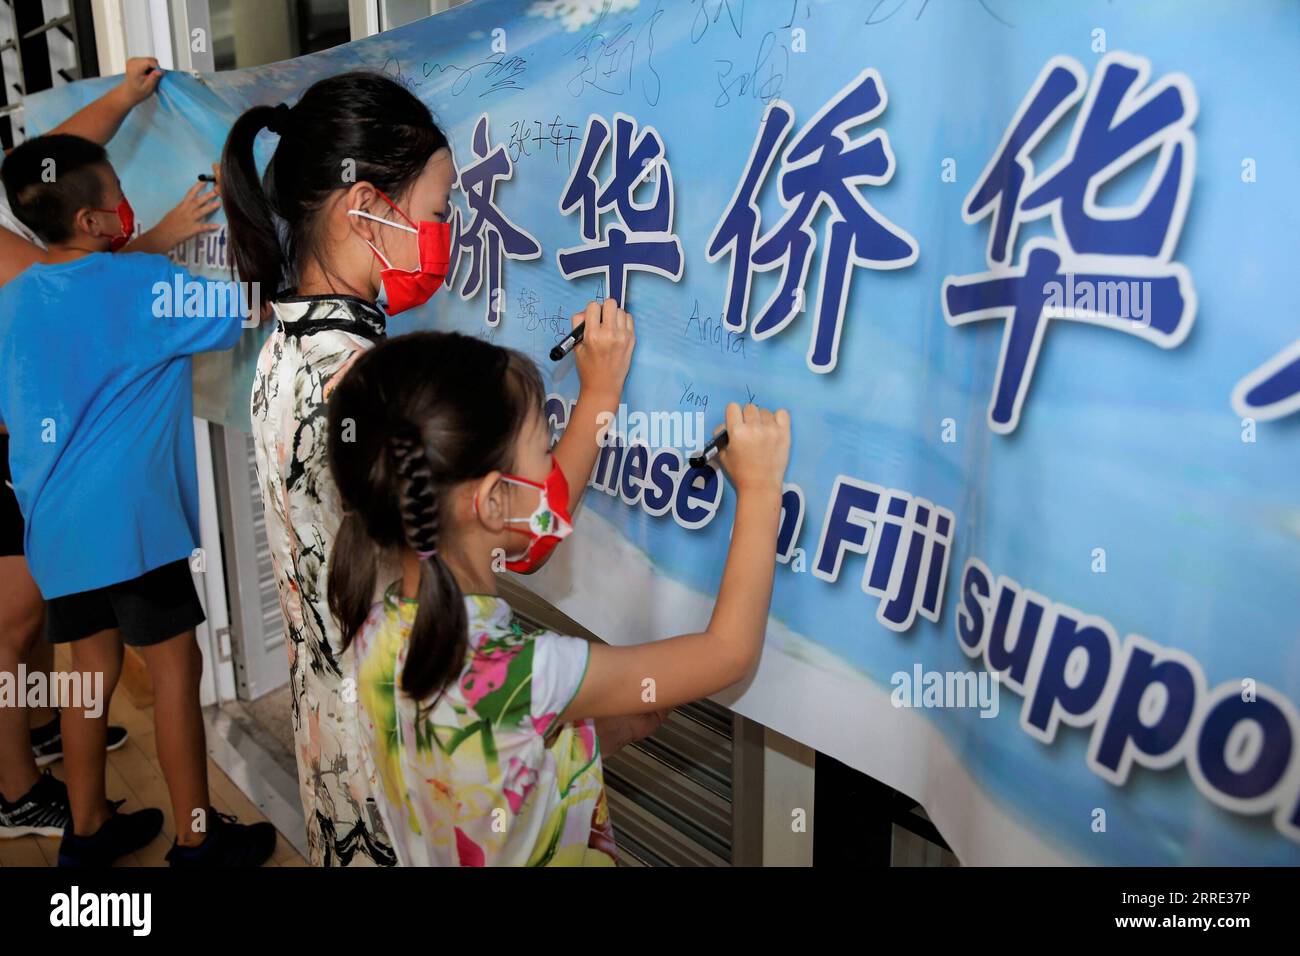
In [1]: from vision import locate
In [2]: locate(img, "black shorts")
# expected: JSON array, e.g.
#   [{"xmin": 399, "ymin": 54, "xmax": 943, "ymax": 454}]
[
  {"xmin": 45, "ymin": 559, "xmax": 206, "ymax": 647},
  {"xmin": 0, "ymin": 432, "xmax": 24, "ymax": 558}
]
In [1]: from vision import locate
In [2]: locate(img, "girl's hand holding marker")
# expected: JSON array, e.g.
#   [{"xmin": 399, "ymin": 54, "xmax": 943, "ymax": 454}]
[{"xmin": 716, "ymin": 401, "xmax": 792, "ymax": 499}]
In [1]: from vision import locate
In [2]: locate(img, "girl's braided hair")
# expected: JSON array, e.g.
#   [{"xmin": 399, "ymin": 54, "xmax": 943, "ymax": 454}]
[{"xmin": 327, "ymin": 330, "xmax": 544, "ymax": 701}]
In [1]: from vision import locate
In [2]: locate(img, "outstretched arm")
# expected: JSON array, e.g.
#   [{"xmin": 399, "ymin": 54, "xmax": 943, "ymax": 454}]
[
  {"xmin": 51, "ymin": 58, "xmax": 162, "ymax": 145},
  {"xmin": 551, "ymin": 297, "xmax": 635, "ymax": 515},
  {"xmin": 559, "ymin": 403, "xmax": 791, "ymax": 721},
  {"xmin": 512, "ymin": 297, "xmax": 634, "ymax": 576},
  {"xmin": 2, "ymin": 59, "xmax": 166, "ymax": 283}
]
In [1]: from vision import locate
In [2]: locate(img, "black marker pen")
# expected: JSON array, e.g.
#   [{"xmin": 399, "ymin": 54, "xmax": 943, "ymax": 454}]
[
  {"xmin": 549, "ymin": 322, "xmax": 585, "ymax": 361},
  {"xmin": 689, "ymin": 429, "xmax": 729, "ymax": 469}
]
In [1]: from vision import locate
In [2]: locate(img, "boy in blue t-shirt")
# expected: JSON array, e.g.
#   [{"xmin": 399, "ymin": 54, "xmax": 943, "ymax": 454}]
[{"xmin": 0, "ymin": 134, "xmax": 275, "ymax": 866}]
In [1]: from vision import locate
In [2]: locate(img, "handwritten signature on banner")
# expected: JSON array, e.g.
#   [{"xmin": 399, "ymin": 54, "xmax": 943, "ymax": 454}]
[
  {"xmin": 686, "ymin": 0, "xmax": 791, "ymax": 108},
  {"xmin": 713, "ymin": 30, "xmax": 789, "ymax": 109},
  {"xmin": 864, "ymin": 0, "xmax": 1014, "ymax": 29},
  {"xmin": 563, "ymin": 0, "xmax": 666, "ymax": 106},
  {"xmin": 423, "ymin": 53, "xmax": 528, "ymax": 97},
  {"xmin": 506, "ymin": 116, "xmax": 581, "ymax": 164},
  {"xmin": 369, "ymin": 53, "xmax": 527, "ymax": 100}
]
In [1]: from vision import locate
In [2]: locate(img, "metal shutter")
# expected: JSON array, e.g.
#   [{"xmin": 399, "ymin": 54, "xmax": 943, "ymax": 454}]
[
  {"xmin": 603, "ymin": 700, "xmax": 734, "ymax": 866},
  {"xmin": 500, "ymin": 581, "xmax": 741, "ymax": 866}
]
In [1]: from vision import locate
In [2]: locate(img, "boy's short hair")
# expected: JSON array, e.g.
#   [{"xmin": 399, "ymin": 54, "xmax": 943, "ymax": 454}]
[{"xmin": 1, "ymin": 134, "xmax": 111, "ymax": 244}]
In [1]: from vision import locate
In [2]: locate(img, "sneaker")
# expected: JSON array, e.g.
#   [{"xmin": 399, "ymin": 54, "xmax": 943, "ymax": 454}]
[
  {"xmin": 57, "ymin": 804, "xmax": 164, "ymax": 867},
  {"xmin": 0, "ymin": 770, "xmax": 72, "ymax": 838},
  {"xmin": 31, "ymin": 718, "xmax": 129, "ymax": 768},
  {"xmin": 165, "ymin": 808, "xmax": 277, "ymax": 867}
]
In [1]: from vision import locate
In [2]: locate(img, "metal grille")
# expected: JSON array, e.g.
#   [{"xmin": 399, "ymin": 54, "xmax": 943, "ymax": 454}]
[
  {"xmin": 501, "ymin": 583, "xmax": 739, "ymax": 867},
  {"xmin": 0, "ymin": 0, "xmax": 97, "ymax": 148},
  {"xmin": 604, "ymin": 700, "xmax": 734, "ymax": 867}
]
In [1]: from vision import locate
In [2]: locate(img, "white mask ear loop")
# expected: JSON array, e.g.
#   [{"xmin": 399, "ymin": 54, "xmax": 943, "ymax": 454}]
[
  {"xmin": 347, "ymin": 209, "xmax": 417, "ymax": 270},
  {"xmin": 479, "ymin": 478, "xmax": 533, "ymax": 560},
  {"xmin": 499, "ymin": 476, "xmax": 539, "ymax": 516},
  {"xmin": 500, "ymin": 476, "xmax": 545, "ymax": 532}
]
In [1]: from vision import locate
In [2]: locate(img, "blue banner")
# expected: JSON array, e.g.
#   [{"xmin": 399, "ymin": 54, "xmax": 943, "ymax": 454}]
[{"xmin": 26, "ymin": 0, "xmax": 1300, "ymax": 865}]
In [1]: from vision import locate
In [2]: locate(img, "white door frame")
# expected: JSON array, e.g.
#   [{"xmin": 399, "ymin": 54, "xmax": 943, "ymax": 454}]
[
  {"xmin": 349, "ymin": 0, "xmax": 467, "ymax": 40},
  {"xmin": 208, "ymin": 424, "xmax": 293, "ymax": 701},
  {"xmin": 192, "ymin": 422, "xmax": 238, "ymax": 704},
  {"xmin": 91, "ymin": 0, "xmax": 212, "ymax": 69},
  {"xmin": 165, "ymin": 0, "xmax": 214, "ymax": 72},
  {"xmin": 348, "ymin": 0, "xmax": 381, "ymax": 40}
]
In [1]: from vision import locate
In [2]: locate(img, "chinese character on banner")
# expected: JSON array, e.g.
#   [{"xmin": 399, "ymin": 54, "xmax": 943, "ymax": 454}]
[
  {"xmin": 943, "ymin": 53, "xmax": 1198, "ymax": 434},
  {"xmin": 556, "ymin": 112, "xmax": 683, "ymax": 307},
  {"xmin": 1232, "ymin": 341, "xmax": 1300, "ymax": 423},
  {"xmin": 452, "ymin": 114, "xmax": 541, "ymax": 327},
  {"xmin": 707, "ymin": 68, "xmax": 918, "ymax": 374}
]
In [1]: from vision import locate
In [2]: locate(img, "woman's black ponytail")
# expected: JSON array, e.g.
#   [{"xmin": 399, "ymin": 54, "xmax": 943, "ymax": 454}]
[
  {"xmin": 327, "ymin": 332, "xmax": 544, "ymax": 703},
  {"xmin": 220, "ymin": 71, "xmax": 449, "ymax": 298},
  {"xmin": 220, "ymin": 104, "xmax": 286, "ymax": 294}
]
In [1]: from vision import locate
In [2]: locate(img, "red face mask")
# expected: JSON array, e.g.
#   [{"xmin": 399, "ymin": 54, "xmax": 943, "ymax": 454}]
[
  {"xmin": 476, "ymin": 460, "xmax": 575, "ymax": 574},
  {"xmin": 93, "ymin": 197, "xmax": 135, "ymax": 252},
  {"xmin": 348, "ymin": 190, "xmax": 450, "ymax": 315}
]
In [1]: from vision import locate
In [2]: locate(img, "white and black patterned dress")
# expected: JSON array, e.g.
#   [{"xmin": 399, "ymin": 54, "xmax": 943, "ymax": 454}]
[{"xmin": 250, "ymin": 295, "xmax": 396, "ymax": 866}]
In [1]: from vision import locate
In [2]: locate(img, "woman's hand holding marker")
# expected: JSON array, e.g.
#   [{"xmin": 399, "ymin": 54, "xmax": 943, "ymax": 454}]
[
  {"xmin": 571, "ymin": 298, "xmax": 635, "ymax": 402},
  {"xmin": 548, "ymin": 298, "xmax": 636, "ymax": 529}
]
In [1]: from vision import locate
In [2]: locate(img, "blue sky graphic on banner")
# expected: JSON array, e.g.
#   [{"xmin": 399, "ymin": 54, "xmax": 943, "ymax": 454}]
[{"xmin": 26, "ymin": 0, "xmax": 1300, "ymax": 865}]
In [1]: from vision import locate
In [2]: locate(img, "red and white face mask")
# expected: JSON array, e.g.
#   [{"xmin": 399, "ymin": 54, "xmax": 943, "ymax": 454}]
[
  {"xmin": 93, "ymin": 196, "xmax": 135, "ymax": 252},
  {"xmin": 348, "ymin": 190, "xmax": 450, "ymax": 315},
  {"xmin": 478, "ymin": 460, "xmax": 574, "ymax": 574}
]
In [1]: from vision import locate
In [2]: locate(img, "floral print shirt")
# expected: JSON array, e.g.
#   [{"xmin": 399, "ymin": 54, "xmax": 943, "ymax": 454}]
[
  {"xmin": 354, "ymin": 590, "xmax": 617, "ymax": 867},
  {"xmin": 250, "ymin": 295, "xmax": 396, "ymax": 866}
]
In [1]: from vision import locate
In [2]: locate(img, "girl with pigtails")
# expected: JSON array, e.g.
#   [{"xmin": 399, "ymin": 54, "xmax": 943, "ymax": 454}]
[{"xmin": 327, "ymin": 327, "xmax": 792, "ymax": 866}]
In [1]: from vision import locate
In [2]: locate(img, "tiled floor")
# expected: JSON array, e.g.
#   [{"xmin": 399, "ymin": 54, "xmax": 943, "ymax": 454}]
[{"xmin": 0, "ymin": 679, "xmax": 305, "ymax": 868}]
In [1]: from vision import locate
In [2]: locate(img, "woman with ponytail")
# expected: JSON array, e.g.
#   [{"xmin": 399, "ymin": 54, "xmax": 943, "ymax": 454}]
[
  {"xmin": 220, "ymin": 71, "xmax": 455, "ymax": 866},
  {"xmin": 327, "ymin": 328, "xmax": 791, "ymax": 866}
]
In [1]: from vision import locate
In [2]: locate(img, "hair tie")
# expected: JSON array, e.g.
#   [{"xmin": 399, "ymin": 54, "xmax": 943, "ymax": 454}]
[
  {"xmin": 416, "ymin": 549, "xmax": 438, "ymax": 561},
  {"xmin": 266, "ymin": 102, "xmax": 293, "ymax": 135}
]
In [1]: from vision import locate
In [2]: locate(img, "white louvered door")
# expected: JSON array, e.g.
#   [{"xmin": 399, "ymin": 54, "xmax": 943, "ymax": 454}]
[{"xmin": 211, "ymin": 424, "xmax": 290, "ymax": 701}]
